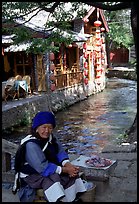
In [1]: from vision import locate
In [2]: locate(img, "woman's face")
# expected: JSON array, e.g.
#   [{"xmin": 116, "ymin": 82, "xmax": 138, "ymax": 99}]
[{"xmin": 36, "ymin": 123, "xmax": 53, "ymax": 139}]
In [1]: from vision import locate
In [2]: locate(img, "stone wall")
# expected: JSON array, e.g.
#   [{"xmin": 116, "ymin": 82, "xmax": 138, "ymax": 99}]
[{"xmin": 2, "ymin": 81, "xmax": 106, "ymax": 130}]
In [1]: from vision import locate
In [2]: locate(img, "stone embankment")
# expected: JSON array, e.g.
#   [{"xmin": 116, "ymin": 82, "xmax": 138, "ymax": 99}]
[{"xmin": 106, "ymin": 67, "xmax": 137, "ymax": 80}]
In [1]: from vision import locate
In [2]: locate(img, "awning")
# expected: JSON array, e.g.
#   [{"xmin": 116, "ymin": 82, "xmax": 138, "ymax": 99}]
[
  {"xmin": 2, "ymin": 35, "xmax": 15, "ymax": 44},
  {"xmin": 4, "ymin": 42, "xmax": 31, "ymax": 52}
]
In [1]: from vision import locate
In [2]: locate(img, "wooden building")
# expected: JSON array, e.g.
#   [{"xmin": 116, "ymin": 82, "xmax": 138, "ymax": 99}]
[{"xmin": 2, "ymin": 7, "xmax": 109, "ymax": 96}]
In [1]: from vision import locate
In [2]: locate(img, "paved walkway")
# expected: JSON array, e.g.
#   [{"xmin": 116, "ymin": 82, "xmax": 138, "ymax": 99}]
[{"xmin": 2, "ymin": 142, "xmax": 137, "ymax": 202}]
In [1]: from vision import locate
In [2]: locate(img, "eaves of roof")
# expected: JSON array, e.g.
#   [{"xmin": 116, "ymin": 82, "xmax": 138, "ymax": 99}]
[{"xmin": 82, "ymin": 6, "xmax": 109, "ymax": 32}]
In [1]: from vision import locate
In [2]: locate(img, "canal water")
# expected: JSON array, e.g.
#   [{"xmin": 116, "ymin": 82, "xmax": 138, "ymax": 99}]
[{"xmin": 3, "ymin": 78, "xmax": 137, "ymax": 157}]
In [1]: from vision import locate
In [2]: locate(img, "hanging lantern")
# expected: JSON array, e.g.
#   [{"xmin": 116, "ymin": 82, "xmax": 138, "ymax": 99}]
[
  {"xmin": 96, "ymin": 28, "xmax": 100, "ymax": 33},
  {"xmin": 84, "ymin": 70, "xmax": 88, "ymax": 76},
  {"xmin": 50, "ymin": 74, "xmax": 56, "ymax": 81},
  {"xmin": 96, "ymin": 33, "xmax": 101, "ymax": 39},
  {"xmin": 101, "ymin": 27, "xmax": 105, "ymax": 32},
  {"xmin": 96, "ymin": 61, "xmax": 101, "ymax": 65},
  {"xmin": 84, "ymin": 78, "xmax": 88, "ymax": 85},
  {"xmin": 96, "ymin": 41, "xmax": 101, "ymax": 46},
  {"xmin": 97, "ymin": 64, "xmax": 102, "ymax": 70},
  {"xmin": 101, "ymin": 53, "xmax": 105, "ymax": 58},
  {"xmin": 50, "ymin": 52, "xmax": 55, "ymax": 61},
  {"xmin": 90, "ymin": 52, "xmax": 93, "ymax": 58},
  {"xmin": 96, "ymin": 75, "xmax": 101, "ymax": 78},
  {"xmin": 95, "ymin": 47, "xmax": 101, "ymax": 52},
  {"xmin": 50, "ymin": 63, "xmax": 55, "ymax": 71},
  {"xmin": 83, "ymin": 42, "xmax": 87, "ymax": 49},
  {"xmin": 84, "ymin": 61, "xmax": 88, "ymax": 68},
  {"xmin": 102, "ymin": 59, "xmax": 105, "ymax": 65},
  {"xmin": 84, "ymin": 52, "xmax": 87, "ymax": 58},
  {"xmin": 96, "ymin": 79, "xmax": 101, "ymax": 85},
  {"xmin": 96, "ymin": 68, "xmax": 102, "ymax": 72},
  {"xmin": 50, "ymin": 83, "xmax": 56, "ymax": 91},
  {"xmin": 94, "ymin": 20, "xmax": 102, "ymax": 27},
  {"xmin": 96, "ymin": 52, "xmax": 101, "ymax": 58},
  {"xmin": 101, "ymin": 37, "xmax": 105, "ymax": 44}
]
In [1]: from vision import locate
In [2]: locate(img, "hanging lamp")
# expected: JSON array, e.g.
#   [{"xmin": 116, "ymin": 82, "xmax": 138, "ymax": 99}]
[{"xmin": 94, "ymin": 20, "xmax": 102, "ymax": 27}]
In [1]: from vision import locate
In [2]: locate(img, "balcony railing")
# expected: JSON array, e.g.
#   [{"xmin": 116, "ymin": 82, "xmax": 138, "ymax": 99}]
[{"xmin": 55, "ymin": 71, "xmax": 83, "ymax": 89}]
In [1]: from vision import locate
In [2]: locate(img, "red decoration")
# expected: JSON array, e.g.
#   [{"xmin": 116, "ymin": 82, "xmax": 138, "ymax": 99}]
[
  {"xmin": 84, "ymin": 52, "xmax": 87, "ymax": 58},
  {"xmin": 84, "ymin": 78, "xmax": 88, "ymax": 85},
  {"xmin": 96, "ymin": 28, "xmax": 100, "ymax": 33},
  {"xmin": 84, "ymin": 61, "xmax": 88, "ymax": 68},
  {"xmin": 95, "ymin": 47, "xmax": 101, "ymax": 52},
  {"xmin": 94, "ymin": 20, "xmax": 102, "ymax": 27},
  {"xmin": 96, "ymin": 33, "xmax": 101, "ymax": 39},
  {"xmin": 96, "ymin": 68, "xmax": 102, "ymax": 72},
  {"xmin": 50, "ymin": 83, "xmax": 56, "ymax": 91},
  {"xmin": 50, "ymin": 63, "xmax": 55, "ymax": 71},
  {"xmin": 83, "ymin": 43, "xmax": 87, "ymax": 49},
  {"xmin": 96, "ymin": 75, "xmax": 101, "ymax": 78},
  {"xmin": 101, "ymin": 27, "xmax": 105, "ymax": 32},
  {"xmin": 50, "ymin": 52, "xmax": 55, "ymax": 61},
  {"xmin": 96, "ymin": 41, "xmax": 101, "ymax": 46},
  {"xmin": 84, "ymin": 70, "xmax": 88, "ymax": 76},
  {"xmin": 101, "ymin": 53, "xmax": 105, "ymax": 58}
]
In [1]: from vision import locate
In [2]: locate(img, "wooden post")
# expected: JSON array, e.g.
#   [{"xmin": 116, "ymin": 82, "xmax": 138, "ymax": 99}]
[{"xmin": 2, "ymin": 152, "xmax": 11, "ymax": 172}]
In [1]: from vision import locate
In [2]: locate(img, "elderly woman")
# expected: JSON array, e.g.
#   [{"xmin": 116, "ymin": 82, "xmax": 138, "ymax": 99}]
[{"xmin": 14, "ymin": 111, "xmax": 86, "ymax": 202}]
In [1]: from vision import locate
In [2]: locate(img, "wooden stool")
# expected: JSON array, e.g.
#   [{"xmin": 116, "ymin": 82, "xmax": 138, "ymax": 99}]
[{"xmin": 33, "ymin": 189, "xmax": 47, "ymax": 202}]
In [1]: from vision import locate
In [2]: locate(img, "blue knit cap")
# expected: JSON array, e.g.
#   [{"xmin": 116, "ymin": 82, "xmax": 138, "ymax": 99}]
[{"xmin": 32, "ymin": 111, "xmax": 56, "ymax": 129}]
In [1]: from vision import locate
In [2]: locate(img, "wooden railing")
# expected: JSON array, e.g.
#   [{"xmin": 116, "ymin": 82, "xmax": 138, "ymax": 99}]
[
  {"xmin": 55, "ymin": 71, "xmax": 83, "ymax": 89},
  {"xmin": 2, "ymin": 139, "xmax": 18, "ymax": 183}
]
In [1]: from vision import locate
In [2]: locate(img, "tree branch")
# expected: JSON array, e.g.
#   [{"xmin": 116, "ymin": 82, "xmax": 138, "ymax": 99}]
[
  {"xmin": 37, "ymin": 1, "xmax": 61, "ymax": 13},
  {"xmin": 80, "ymin": 2, "xmax": 131, "ymax": 11}
]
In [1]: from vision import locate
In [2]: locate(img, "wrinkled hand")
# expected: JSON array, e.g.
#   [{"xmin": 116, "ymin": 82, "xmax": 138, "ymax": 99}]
[{"xmin": 62, "ymin": 162, "xmax": 80, "ymax": 177}]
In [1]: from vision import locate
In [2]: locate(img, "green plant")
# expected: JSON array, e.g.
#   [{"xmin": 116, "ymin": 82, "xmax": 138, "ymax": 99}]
[
  {"xmin": 20, "ymin": 112, "xmax": 31, "ymax": 126},
  {"xmin": 116, "ymin": 133, "xmax": 128, "ymax": 144}
]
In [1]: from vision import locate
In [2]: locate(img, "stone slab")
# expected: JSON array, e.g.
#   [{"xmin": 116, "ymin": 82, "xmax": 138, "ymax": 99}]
[{"xmin": 71, "ymin": 155, "xmax": 117, "ymax": 181}]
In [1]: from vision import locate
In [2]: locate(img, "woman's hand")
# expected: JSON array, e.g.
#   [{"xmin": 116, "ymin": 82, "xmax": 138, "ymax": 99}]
[{"xmin": 62, "ymin": 162, "xmax": 80, "ymax": 177}]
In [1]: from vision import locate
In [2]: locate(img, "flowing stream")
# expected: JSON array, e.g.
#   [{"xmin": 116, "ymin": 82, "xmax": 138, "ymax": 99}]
[{"xmin": 3, "ymin": 78, "xmax": 137, "ymax": 157}]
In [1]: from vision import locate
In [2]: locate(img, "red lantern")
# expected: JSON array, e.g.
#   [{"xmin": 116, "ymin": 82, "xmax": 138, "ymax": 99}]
[
  {"xmin": 96, "ymin": 33, "xmax": 101, "ymax": 39},
  {"xmin": 84, "ymin": 52, "xmax": 87, "ymax": 58},
  {"xmin": 96, "ymin": 28, "xmax": 100, "ymax": 33},
  {"xmin": 50, "ymin": 52, "xmax": 55, "ymax": 61},
  {"xmin": 83, "ymin": 43, "xmax": 87, "ymax": 49},
  {"xmin": 101, "ymin": 27, "xmax": 105, "ymax": 32},
  {"xmin": 96, "ymin": 75, "xmax": 101, "ymax": 78},
  {"xmin": 96, "ymin": 41, "xmax": 101, "ymax": 46},
  {"xmin": 96, "ymin": 52, "xmax": 101, "ymax": 58},
  {"xmin": 84, "ymin": 70, "xmax": 88, "ymax": 76},
  {"xmin": 95, "ymin": 47, "xmax": 101, "ymax": 52},
  {"xmin": 84, "ymin": 61, "xmax": 88, "ymax": 68},
  {"xmin": 96, "ymin": 68, "xmax": 102, "ymax": 72},
  {"xmin": 50, "ymin": 63, "xmax": 55, "ymax": 71},
  {"xmin": 101, "ymin": 53, "xmax": 105, "ymax": 58},
  {"xmin": 96, "ymin": 79, "xmax": 101, "ymax": 85},
  {"xmin": 94, "ymin": 20, "xmax": 102, "ymax": 27},
  {"xmin": 50, "ymin": 83, "xmax": 56, "ymax": 91},
  {"xmin": 84, "ymin": 78, "xmax": 88, "ymax": 85}
]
